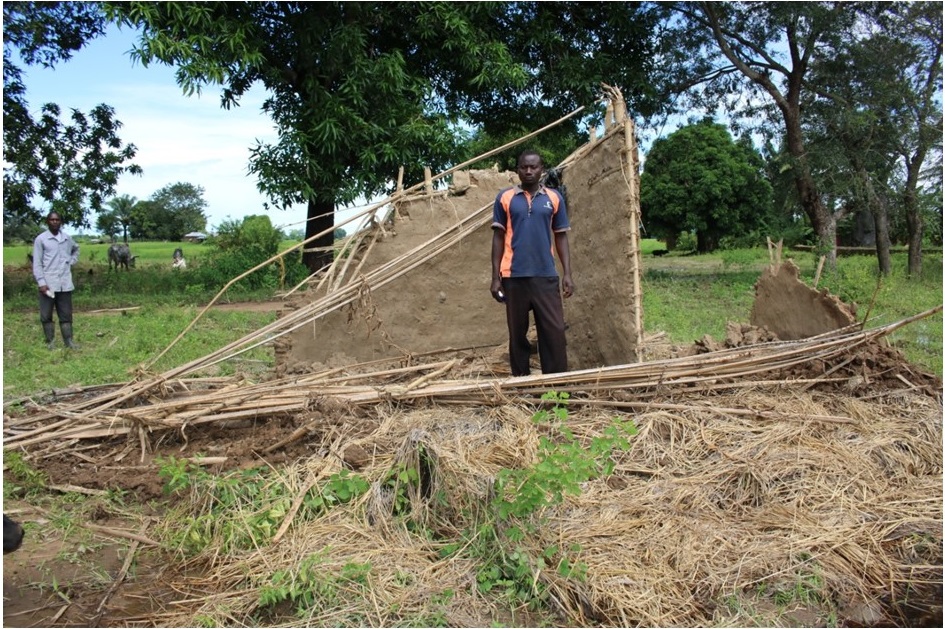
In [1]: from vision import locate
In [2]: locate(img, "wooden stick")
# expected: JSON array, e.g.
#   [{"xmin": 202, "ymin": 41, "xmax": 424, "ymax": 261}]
[
  {"xmin": 83, "ymin": 523, "xmax": 159, "ymax": 547},
  {"xmin": 401, "ymin": 360, "xmax": 457, "ymax": 394},
  {"xmin": 85, "ymin": 306, "xmax": 141, "ymax": 314},
  {"xmin": 49, "ymin": 484, "xmax": 108, "ymax": 496},
  {"xmin": 813, "ymin": 255, "xmax": 826, "ymax": 288},
  {"xmin": 861, "ymin": 275, "xmax": 883, "ymax": 329},
  {"xmin": 91, "ymin": 521, "xmax": 149, "ymax": 626}
]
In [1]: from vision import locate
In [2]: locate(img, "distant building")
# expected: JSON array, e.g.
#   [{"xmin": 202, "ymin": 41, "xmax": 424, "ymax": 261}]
[{"xmin": 183, "ymin": 231, "xmax": 207, "ymax": 243}]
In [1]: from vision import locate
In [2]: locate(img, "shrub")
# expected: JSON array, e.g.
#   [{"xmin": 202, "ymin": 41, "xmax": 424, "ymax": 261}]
[
  {"xmin": 676, "ymin": 231, "xmax": 698, "ymax": 252},
  {"xmin": 203, "ymin": 215, "xmax": 307, "ymax": 290}
]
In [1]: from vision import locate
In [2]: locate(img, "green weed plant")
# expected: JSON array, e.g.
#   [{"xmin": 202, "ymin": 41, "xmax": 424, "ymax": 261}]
[
  {"xmin": 156, "ymin": 457, "xmax": 369, "ymax": 555},
  {"xmin": 257, "ymin": 554, "xmax": 372, "ymax": 620},
  {"xmin": 3, "ymin": 450, "xmax": 48, "ymax": 498},
  {"xmin": 443, "ymin": 392, "xmax": 637, "ymax": 608}
]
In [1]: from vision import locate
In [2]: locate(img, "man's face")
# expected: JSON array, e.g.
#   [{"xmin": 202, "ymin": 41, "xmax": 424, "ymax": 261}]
[
  {"xmin": 516, "ymin": 155, "xmax": 543, "ymax": 187},
  {"xmin": 46, "ymin": 214, "xmax": 62, "ymax": 234}
]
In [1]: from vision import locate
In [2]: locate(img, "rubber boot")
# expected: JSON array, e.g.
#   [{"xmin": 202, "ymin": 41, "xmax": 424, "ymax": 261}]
[
  {"xmin": 60, "ymin": 322, "xmax": 78, "ymax": 349},
  {"xmin": 43, "ymin": 322, "xmax": 56, "ymax": 350}
]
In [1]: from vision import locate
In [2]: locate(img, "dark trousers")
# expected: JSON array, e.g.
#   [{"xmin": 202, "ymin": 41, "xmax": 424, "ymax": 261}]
[
  {"xmin": 502, "ymin": 277, "xmax": 568, "ymax": 376},
  {"xmin": 39, "ymin": 291, "xmax": 73, "ymax": 325}
]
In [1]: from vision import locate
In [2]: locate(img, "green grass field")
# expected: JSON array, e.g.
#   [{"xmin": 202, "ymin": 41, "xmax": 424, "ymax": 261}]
[
  {"xmin": 3, "ymin": 239, "xmax": 303, "ymax": 268},
  {"xmin": 641, "ymin": 246, "xmax": 943, "ymax": 375},
  {"xmin": 2, "ymin": 241, "xmax": 941, "ymax": 399}
]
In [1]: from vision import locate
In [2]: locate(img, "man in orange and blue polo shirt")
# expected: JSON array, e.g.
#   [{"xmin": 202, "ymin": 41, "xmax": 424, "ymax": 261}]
[{"xmin": 490, "ymin": 150, "xmax": 574, "ymax": 376}]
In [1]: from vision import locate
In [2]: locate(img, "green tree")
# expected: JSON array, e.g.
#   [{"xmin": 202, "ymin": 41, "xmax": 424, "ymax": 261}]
[
  {"xmin": 105, "ymin": 1, "xmax": 662, "ymax": 272},
  {"xmin": 95, "ymin": 208, "xmax": 120, "ymax": 240},
  {"xmin": 801, "ymin": 2, "xmax": 942, "ymax": 277},
  {"xmin": 662, "ymin": 2, "xmax": 874, "ymax": 265},
  {"xmin": 206, "ymin": 214, "xmax": 303, "ymax": 289},
  {"xmin": 98, "ymin": 194, "xmax": 137, "ymax": 242},
  {"xmin": 130, "ymin": 182, "xmax": 208, "ymax": 240},
  {"xmin": 1, "ymin": 216, "xmax": 43, "ymax": 245},
  {"xmin": 640, "ymin": 120, "xmax": 773, "ymax": 253},
  {"xmin": 877, "ymin": 3, "xmax": 942, "ymax": 277},
  {"xmin": 3, "ymin": 1, "xmax": 141, "ymax": 228}
]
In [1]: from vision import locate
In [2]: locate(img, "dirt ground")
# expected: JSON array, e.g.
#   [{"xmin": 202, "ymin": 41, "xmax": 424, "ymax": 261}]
[{"xmin": 2, "ymin": 404, "xmax": 371, "ymax": 627}]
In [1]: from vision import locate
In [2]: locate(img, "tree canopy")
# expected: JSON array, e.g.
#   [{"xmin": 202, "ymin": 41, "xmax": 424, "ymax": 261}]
[
  {"xmin": 96, "ymin": 194, "xmax": 137, "ymax": 242},
  {"xmin": 2, "ymin": 1, "xmax": 141, "ymax": 228},
  {"xmin": 801, "ymin": 2, "xmax": 942, "ymax": 276},
  {"xmin": 129, "ymin": 182, "xmax": 208, "ymax": 241},
  {"xmin": 640, "ymin": 119, "xmax": 772, "ymax": 252},
  {"xmin": 105, "ymin": 1, "xmax": 661, "ymax": 271}
]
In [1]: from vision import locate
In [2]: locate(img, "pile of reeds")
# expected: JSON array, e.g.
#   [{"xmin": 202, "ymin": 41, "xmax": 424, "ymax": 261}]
[
  {"xmin": 111, "ymin": 383, "xmax": 941, "ymax": 627},
  {"xmin": 3, "ymin": 308, "xmax": 939, "ymax": 458},
  {"xmin": 4, "ymin": 309, "xmax": 942, "ymax": 626}
]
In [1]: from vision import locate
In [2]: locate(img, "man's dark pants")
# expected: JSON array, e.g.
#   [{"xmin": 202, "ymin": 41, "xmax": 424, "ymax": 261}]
[
  {"xmin": 502, "ymin": 276, "xmax": 568, "ymax": 376},
  {"xmin": 39, "ymin": 291, "xmax": 73, "ymax": 326}
]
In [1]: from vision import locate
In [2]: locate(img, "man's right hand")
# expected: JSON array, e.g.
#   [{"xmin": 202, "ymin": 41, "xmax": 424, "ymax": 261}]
[
  {"xmin": 39, "ymin": 285, "xmax": 49, "ymax": 295},
  {"xmin": 490, "ymin": 278, "xmax": 505, "ymax": 303}
]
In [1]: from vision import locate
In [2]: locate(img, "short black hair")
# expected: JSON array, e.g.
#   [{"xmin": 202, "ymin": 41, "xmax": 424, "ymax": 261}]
[
  {"xmin": 46, "ymin": 211, "xmax": 62, "ymax": 220},
  {"xmin": 516, "ymin": 150, "xmax": 543, "ymax": 166}
]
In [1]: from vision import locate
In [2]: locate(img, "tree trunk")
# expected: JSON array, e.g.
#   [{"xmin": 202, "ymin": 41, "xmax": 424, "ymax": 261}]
[
  {"xmin": 784, "ymin": 110, "xmax": 837, "ymax": 268},
  {"xmin": 665, "ymin": 232, "xmax": 678, "ymax": 250},
  {"xmin": 855, "ymin": 162, "xmax": 892, "ymax": 277},
  {"xmin": 905, "ymin": 207, "xmax": 923, "ymax": 278},
  {"xmin": 302, "ymin": 197, "xmax": 335, "ymax": 273},
  {"xmin": 696, "ymin": 230, "xmax": 718, "ymax": 253},
  {"xmin": 903, "ymin": 157, "xmax": 924, "ymax": 278},
  {"xmin": 872, "ymin": 205, "xmax": 892, "ymax": 276}
]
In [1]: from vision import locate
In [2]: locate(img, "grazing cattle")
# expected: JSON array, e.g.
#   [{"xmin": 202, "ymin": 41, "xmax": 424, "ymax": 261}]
[
  {"xmin": 3, "ymin": 514, "xmax": 24, "ymax": 554},
  {"xmin": 652, "ymin": 249, "xmax": 669, "ymax": 257},
  {"xmin": 107, "ymin": 243, "xmax": 136, "ymax": 271}
]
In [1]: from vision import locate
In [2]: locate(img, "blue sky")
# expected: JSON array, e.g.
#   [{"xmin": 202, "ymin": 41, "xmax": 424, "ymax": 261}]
[{"xmin": 20, "ymin": 25, "xmax": 320, "ymax": 234}]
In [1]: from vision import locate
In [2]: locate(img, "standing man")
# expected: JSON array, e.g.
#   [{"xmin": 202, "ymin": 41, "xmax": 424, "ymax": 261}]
[
  {"xmin": 32, "ymin": 211, "xmax": 80, "ymax": 349},
  {"xmin": 491, "ymin": 150, "xmax": 574, "ymax": 376}
]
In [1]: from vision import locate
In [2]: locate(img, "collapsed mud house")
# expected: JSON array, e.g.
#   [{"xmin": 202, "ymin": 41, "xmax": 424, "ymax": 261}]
[
  {"xmin": 3, "ymin": 89, "xmax": 941, "ymax": 628},
  {"xmin": 278, "ymin": 93, "xmax": 644, "ymax": 374}
]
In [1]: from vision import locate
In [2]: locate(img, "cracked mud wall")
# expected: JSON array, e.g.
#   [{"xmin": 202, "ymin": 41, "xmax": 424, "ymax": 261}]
[
  {"xmin": 278, "ymin": 121, "xmax": 643, "ymax": 374},
  {"xmin": 558, "ymin": 122, "xmax": 643, "ymax": 366},
  {"xmin": 750, "ymin": 259, "xmax": 857, "ymax": 340}
]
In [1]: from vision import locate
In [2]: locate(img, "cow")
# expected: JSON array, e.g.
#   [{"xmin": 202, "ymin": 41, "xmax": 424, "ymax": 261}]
[
  {"xmin": 3, "ymin": 514, "xmax": 24, "ymax": 553},
  {"xmin": 107, "ymin": 243, "xmax": 136, "ymax": 271}
]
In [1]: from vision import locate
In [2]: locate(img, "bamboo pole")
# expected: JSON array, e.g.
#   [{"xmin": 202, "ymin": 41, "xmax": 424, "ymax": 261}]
[
  {"xmin": 813, "ymin": 255, "xmax": 826, "ymax": 288},
  {"xmin": 6, "ymin": 308, "xmax": 939, "ymax": 450}
]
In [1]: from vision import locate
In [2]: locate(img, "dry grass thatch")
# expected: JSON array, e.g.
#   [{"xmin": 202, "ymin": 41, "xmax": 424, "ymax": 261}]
[{"xmin": 99, "ymin": 378, "xmax": 942, "ymax": 628}]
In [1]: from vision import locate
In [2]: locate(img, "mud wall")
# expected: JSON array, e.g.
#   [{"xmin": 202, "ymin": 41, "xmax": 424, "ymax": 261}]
[
  {"xmin": 279, "ymin": 120, "xmax": 643, "ymax": 374},
  {"xmin": 559, "ymin": 124, "xmax": 643, "ymax": 366}
]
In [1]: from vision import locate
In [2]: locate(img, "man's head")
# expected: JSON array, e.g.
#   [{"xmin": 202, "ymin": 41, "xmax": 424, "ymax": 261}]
[
  {"xmin": 46, "ymin": 211, "xmax": 63, "ymax": 235},
  {"xmin": 516, "ymin": 150, "xmax": 544, "ymax": 190}
]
